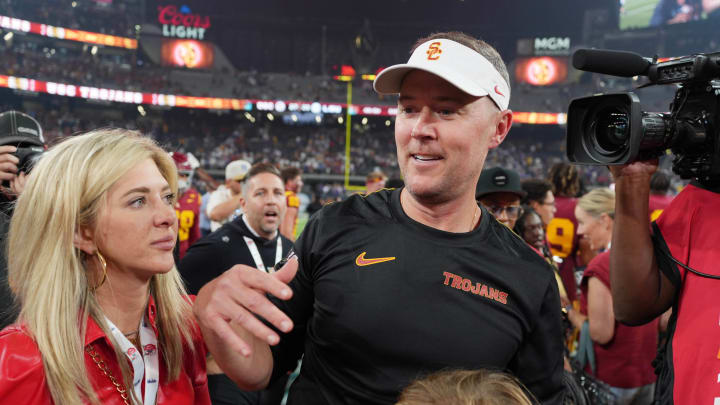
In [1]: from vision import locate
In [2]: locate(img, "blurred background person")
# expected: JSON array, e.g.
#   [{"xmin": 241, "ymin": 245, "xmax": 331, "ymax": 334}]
[
  {"xmin": 546, "ymin": 162, "xmax": 591, "ymax": 309},
  {"xmin": 365, "ymin": 170, "xmax": 387, "ymax": 194},
  {"xmin": 648, "ymin": 169, "xmax": 674, "ymax": 221},
  {"xmin": 515, "ymin": 208, "xmax": 550, "ymax": 259},
  {"xmin": 0, "ymin": 110, "xmax": 45, "ymax": 329},
  {"xmin": 521, "ymin": 178, "xmax": 556, "ymax": 229},
  {"xmin": 566, "ymin": 187, "xmax": 658, "ymax": 405},
  {"xmin": 207, "ymin": 159, "xmax": 251, "ymax": 232},
  {"xmin": 171, "ymin": 151, "xmax": 202, "ymax": 259},
  {"xmin": 514, "ymin": 208, "xmax": 570, "ymax": 307},
  {"xmin": 280, "ymin": 166, "xmax": 302, "ymax": 241},
  {"xmin": 199, "ymin": 188, "xmax": 213, "ymax": 237},
  {"xmin": 396, "ymin": 369, "xmax": 534, "ymax": 405},
  {"xmin": 475, "ymin": 167, "xmax": 526, "ymax": 229},
  {"xmin": 180, "ymin": 162, "xmax": 291, "ymax": 405},
  {"xmin": 0, "ymin": 129, "xmax": 210, "ymax": 404},
  {"xmin": 650, "ymin": 0, "xmax": 702, "ymax": 26}
]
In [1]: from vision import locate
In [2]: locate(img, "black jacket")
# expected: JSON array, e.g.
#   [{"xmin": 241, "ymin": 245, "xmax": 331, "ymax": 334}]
[{"xmin": 178, "ymin": 215, "xmax": 293, "ymax": 295}]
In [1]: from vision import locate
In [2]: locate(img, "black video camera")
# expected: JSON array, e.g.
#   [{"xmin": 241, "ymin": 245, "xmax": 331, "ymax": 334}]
[
  {"xmin": 0, "ymin": 110, "xmax": 45, "ymax": 177},
  {"xmin": 567, "ymin": 49, "xmax": 720, "ymax": 185}
]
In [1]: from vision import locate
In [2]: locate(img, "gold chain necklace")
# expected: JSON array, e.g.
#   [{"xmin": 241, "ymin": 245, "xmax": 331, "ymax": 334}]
[
  {"xmin": 469, "ymin": 204, "xmax": 479, "ymax": 232},
  {"xmin": 85, "ymin": 344, "xmax": 131, "ymax": 405}
]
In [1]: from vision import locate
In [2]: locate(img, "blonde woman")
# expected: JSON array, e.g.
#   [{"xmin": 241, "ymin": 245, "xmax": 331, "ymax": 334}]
[
  {"xmin": 0, "ymin": 129, "xmax": 210, "ymax": 405},
  {"xmin": 396, "ymin": 369, "xmax": 534, "ymax": 405},
  {"xmin": 566, "ymin": 188, "xmax": 657, "ymax": 405}
]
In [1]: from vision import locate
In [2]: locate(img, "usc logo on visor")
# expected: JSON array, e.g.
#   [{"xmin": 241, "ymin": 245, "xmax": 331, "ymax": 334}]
[{"xmin": 426, "ymin": 42, "xmax": 442, "ymax": 60}]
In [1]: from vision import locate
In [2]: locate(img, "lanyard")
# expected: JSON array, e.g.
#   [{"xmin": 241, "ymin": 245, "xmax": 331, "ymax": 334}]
[
  {"xmin": 105, "ymin": 314, "xmax": 160, "ymax": 405},
  {"xmin": 243, "ymin": 236, "xmax": 282, "ymax": 273}
]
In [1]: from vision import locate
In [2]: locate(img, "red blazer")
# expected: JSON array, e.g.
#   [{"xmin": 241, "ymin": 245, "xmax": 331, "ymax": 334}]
[{"xmin": 0, "ymin": 298, "xmax": 210, "ymax": 405}]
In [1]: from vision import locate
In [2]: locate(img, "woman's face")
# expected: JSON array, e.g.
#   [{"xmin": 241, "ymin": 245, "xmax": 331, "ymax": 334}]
[
  {"xmin": 93, "ymin": 158, "xmax": 178, "ymax": 279},
  {"xmin": 575, "ymin": 206, "xmax": 611, "ymax": 251},
  {"xmin": 521, "ymin": 212, "xmax": 545, "ymax": 250}
]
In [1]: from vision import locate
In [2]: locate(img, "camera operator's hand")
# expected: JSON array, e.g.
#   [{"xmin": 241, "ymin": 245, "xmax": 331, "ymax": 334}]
[
  {"xmin": 10, "ymin": 171, "xmax": 26, "ymax": 195},
  {"xmin": 0, "ymin": 145, "xmax": 21, "ymax": 198},
  {"xmin": 0, "ymin": 145, "xmax": 19, "ymax": 182},
  {"xmin": 608, "ymin": 159, "xmax": 659, "ymax": 183}
]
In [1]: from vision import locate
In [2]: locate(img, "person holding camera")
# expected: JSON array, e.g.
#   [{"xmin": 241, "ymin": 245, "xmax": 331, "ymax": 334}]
[
  {"xmin": 610, "ymin": 160, "xmax": 720, "ymax": 404},
  {"xmin": 0, "ymin": 110, "xmax": 44, "ymax": 329},
  {"xmin": 0, "ymin": 129, "xmax": 211, "ymax": 404}
]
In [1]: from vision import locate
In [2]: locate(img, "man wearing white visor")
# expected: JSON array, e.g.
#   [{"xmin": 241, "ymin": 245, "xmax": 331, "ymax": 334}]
[{"xmin": 194, "ymin": 32, "xmax": 566, "ymax": 404}]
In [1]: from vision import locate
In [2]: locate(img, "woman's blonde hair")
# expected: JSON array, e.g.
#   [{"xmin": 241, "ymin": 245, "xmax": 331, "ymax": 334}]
[
  {"xmin": 396, "ymin": 369, "xmax": 535, "ymax": 405},
  {"xmin": 577, "ymin": 187, "xmax": 615, "ymax": 219},
  {"xmin": 7, "ymin": 128, "xmax": 196, "ymax": 405}
]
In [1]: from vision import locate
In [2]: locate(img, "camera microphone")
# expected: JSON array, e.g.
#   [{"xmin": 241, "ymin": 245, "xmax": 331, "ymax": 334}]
[{"xmin": 572, "ymin": 49, "xmax": 652, "ymax": 77}]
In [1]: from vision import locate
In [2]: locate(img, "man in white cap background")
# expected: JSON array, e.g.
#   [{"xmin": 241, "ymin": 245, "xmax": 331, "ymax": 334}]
[
  {"xmin": 207, "ymin": 159, "xmax": 251, "ymax": 232},
  {"xmin": 193, "ymin": 31, "xmax": 565, "ymax": 404}
]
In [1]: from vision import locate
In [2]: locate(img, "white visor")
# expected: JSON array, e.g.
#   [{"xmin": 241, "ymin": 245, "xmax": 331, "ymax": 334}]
[{"xmin": 373, "ymin": 39, "xmax": 510, "ymax": 110}]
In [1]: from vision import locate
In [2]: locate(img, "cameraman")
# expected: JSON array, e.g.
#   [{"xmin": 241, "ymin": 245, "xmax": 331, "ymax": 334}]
[
  {"xmin": 0, "ymin": 111, "xmax": 42, "ymax": 329},
  {"xmin": 0, "ymin": 146, "xmax": 26, "ymax": 329},
  {"xmin": 609, "ymin": 160, "xmax": 719, "ymax": 404}
]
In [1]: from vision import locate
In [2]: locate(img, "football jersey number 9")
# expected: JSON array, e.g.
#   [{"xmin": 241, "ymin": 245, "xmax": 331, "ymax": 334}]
[
  {"xmin": 176, "ymin": 210, "xmax": 195, "ymax": 242},
  {"xmin": 547, "ymin": 218, "xmax": 574, "ymax": 258}
]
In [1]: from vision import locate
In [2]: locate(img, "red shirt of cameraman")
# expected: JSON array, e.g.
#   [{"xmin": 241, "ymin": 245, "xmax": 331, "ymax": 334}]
[{"xmin": 654, "ymin": 184, "xmax": 720, "ymax": 403}]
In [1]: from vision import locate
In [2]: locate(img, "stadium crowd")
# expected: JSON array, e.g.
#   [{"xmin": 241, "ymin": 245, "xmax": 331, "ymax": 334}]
[{"xmin": 0, "ymin": 0, "xmax": 140, "ymax": 37}]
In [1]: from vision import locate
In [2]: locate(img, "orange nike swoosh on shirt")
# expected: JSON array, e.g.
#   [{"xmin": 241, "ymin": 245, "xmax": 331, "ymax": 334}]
[{"xmin": 355, "ymin": 251, "xmax": 396, "ymax": 267}]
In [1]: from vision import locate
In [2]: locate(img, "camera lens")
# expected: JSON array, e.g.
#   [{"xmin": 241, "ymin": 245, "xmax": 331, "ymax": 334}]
[{"xmin": 594, "ymin": 107, "xmax": 630, "ymax": 153}]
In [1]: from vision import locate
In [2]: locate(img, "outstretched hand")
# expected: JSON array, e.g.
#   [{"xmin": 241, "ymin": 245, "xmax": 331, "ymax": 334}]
[{"xmin": 193, "ymin": 256, "xmax": 299, "ymax": 357}]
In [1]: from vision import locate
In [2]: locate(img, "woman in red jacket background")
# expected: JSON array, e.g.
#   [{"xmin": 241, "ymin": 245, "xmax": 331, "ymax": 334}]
[{"xmin": 0, "ymin": 129, "xmax": 210, "ymax": 405}]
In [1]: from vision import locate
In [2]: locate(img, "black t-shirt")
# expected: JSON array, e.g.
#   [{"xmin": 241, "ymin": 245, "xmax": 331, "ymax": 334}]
[
  {"xmin": 178, "ymin": 215, "xmax": 293, "ymax": 295},
  {"xmin": 270, "ymin": 188, "xmax": 565, "ymax": 404}
]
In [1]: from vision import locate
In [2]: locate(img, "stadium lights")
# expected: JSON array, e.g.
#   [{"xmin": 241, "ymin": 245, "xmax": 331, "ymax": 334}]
[
  {"xmin": 334, "ymin": 74, "xmax": 378, "ymax": 82},
  {"xmin": 3, "ymin": 32, "xmax": 12, "ymax": 41},
  {"xmin": 266, "ymin": 113, "xmax": 274, "ymax": 121}
]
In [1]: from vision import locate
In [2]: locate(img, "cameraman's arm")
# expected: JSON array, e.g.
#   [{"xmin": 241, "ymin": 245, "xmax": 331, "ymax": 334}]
[{"xmin": 610, "ymin": 162, "xmax": 676, "ymax": 325}]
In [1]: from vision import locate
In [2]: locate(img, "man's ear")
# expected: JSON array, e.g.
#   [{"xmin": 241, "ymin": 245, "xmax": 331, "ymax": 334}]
[
  {"xmin": 73, "ymin": 226, "xmax": 97, "ymax": 255},
  {"xmin": 488, "ymin": 109, "xmax": 513, "ymax": 149}
]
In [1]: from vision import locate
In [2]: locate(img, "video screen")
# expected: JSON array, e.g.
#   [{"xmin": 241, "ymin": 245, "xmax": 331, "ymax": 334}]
[
  {"xmin": 619, "ymin": 0, "xmax": 718, "ymax": 30},
  {"xmin": 160, "ymin": 39, "xmax": 214, "ymax": 69},
  {"xmin": 514, "ymin": 57, "xmax": 568, "ymax": 86}
]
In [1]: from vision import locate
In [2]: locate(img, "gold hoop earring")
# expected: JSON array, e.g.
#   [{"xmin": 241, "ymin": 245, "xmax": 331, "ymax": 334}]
[{"xmin": 92, "ymin": 251, "xmax": 108, "ymax": 290}]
